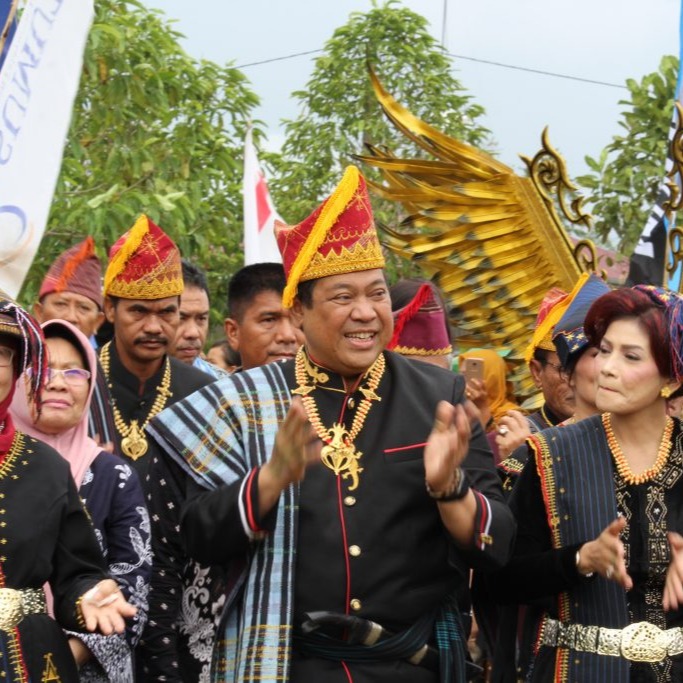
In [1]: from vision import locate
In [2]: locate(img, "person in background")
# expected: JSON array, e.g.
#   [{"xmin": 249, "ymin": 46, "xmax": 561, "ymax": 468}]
[
  {"xmin": 171, "ymin": 260, "xmax": 227, "ymax": 379},
  {"xmin": 0, "ymin": 295, "xmax": 136, "ymax": 683},
  {"xmin": 223, "ymin": 262, "xmax": 303, "ymax": 370},
  {"xmin": 12, "ymin": 319, "xmax": 151, "ymax": 682},
  {"xmin": 33, "ymin": 236, "xmax": 116, "ymax": 449},
  {"xmin": 459, "ymin": 349, "xmax": 519, "ymax": 435},
  {"xmin": 494, "ymin": 287, "xmax": 575, "ymax": 464},
  {"xmin": 205, "ymin": 339, "xmax": 240, "ymax": 373},
  {"xmin": 486, "ymin": 272, "xmax": 610, "ymax": 683},
  {"xmin": 388, "ymin": 279, "xmax": 453, "ymax": 369}
]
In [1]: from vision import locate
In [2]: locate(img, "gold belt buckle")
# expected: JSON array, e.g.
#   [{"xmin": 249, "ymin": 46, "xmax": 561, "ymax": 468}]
[
  {"xmin": 620, "ymin": 622, "xmax": 668, "ymax": 662},
  {"xmin": 0, "ymin": 589, "xmax": 24, "ymax": 631}
]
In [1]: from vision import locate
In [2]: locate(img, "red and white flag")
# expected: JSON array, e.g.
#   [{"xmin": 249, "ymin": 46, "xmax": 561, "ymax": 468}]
[{"xmin": 243, "ymin": 128, "xmax": 282, "ymax": 265}]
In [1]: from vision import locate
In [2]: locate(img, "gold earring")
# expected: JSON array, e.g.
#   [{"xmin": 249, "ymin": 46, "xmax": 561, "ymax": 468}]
[{"xmin": 661, "ymin": 386, "xmax": 673, "ymax": 399}]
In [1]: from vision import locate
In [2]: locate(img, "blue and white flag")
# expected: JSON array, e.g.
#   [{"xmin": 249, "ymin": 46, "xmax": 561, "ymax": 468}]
[
  {"xmin": 628, "ymin": 2, "xmax": 683, "ymax": 290},
  {"xmin": 0, "ymin": 0, "xmax": 93, "ymax": 299}
]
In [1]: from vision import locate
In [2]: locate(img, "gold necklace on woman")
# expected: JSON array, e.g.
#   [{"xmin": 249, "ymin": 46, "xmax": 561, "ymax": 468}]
[
  {"xmin": 603, "ymin": 412, "xmax": 674, "ymax": 485},
  {"xmin": 292, "ymin": 348, "xmax": 384, "ymax": 491},
  {"xmin": 100, "ymin": 341, "xmax": 172, "ymax": 461}
]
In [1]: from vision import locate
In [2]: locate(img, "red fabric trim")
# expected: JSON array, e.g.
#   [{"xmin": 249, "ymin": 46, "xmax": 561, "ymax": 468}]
[
  {"xmin": 387, "ymin": 283, "xmax": 432, "ymax": 350},
  {"xmin": 341, "ymin": 660, "xmax": 353, "ymax": 682},
  {"xmin": 337, "ymin": 474, "xmax": 352, "ymax": 615},
  {"xmin": 383, "ymin": 442, "xmax": 427, "ymax": 454},
  {"xmin": 245, "ymin": 468, "xmax": 263, "ymax": 532},
  {"xmin": 475, "ymin": 490, "xmax": 487, "ymax": 535}
]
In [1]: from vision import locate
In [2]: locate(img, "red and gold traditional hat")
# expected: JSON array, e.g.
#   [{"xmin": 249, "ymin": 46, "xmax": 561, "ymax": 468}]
[
  {"xmin": 103, "ymin": 215, "xmax": 183, "ymax": 300},
  {"xmin": 387, "ymin": 283, "xmax": 452, "ymax": 356},
  {"xmin": 275, "ymin": 166, "xmax": 385, "ymax": 308},
  {"xmin": 524, "ymin": 286, "xmax": 571, "ymax": 362},
  {"xmin": 39, "ymin": 236, "xmax": 103, "ymax": 309}
]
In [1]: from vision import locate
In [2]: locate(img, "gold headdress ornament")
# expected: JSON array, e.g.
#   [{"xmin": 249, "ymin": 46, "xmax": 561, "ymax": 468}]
[
  {"xmin": 275, "ymin": 166, "xmax": 385, "ymax": 308},
  {"xmin": 356, "ymin": 66, "xmax": 598, "ymax": 398},
  {"xmin": 104, "ymin": 215, "xmax": 183, "ymax": 300}
]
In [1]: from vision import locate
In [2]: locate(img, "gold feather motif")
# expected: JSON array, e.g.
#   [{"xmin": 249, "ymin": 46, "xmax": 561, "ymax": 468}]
[{"xmin": 357, "ymin": 68, "xmax": 597, "ymax": 395}]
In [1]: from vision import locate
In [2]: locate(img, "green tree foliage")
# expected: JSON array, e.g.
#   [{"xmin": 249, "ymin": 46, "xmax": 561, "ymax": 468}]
[
  {"xmin": 269, "ymin": 0, "xmax": 491, "ymax": 237},
  {"xmin": 21, "ymin": 0, "xmax": 260, "ymax": 319},
  {"xmin": 576, "ymin": 56, "xmax": 678, "ymax": 255}
]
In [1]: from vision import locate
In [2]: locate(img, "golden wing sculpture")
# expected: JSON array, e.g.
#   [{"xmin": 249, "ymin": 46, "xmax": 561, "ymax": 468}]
[{"xmin": 357, "ymin": 67, "xmax": 598, "ymax": 395}]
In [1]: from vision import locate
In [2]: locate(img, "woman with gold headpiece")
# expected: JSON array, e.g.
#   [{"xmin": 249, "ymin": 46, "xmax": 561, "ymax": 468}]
[
  {"xmin": 490, "ymin": 285, "xmax": 683, "ymax": 682},
  {"xmin": 0, "ymin": 295, "xmax": 136, "ymax": 683}
]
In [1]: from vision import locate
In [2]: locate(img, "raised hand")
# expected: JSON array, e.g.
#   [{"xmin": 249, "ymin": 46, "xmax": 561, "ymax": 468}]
[
  {"xmin": 495, "ymin": 409, "xmax": 531, "ymax": 458},
  {"xmin": 423, "ymin": 401, "xmax": 472, "ymax": 494},
  {"xmin": 576, "ymin": 516, "xmax": 631, "ymax": 589},
  {"xmin": 261, "ymin": 397, "xmax": 322, "ymax": 493}
]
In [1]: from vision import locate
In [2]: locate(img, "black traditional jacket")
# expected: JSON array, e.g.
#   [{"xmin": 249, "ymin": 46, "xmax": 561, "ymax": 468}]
[{"xmin": 159, "ymin": 351, "xmax": 515, "ymax": 682}]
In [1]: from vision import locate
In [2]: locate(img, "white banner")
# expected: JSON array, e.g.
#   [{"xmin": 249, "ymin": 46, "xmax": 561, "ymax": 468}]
[
  {"xmin": 0, "ymin": 0, "xmax": 94, "ymax": 298},
  {"xmin": 243, "ymin": 127, "xmax": 282, "ymax": 265}
]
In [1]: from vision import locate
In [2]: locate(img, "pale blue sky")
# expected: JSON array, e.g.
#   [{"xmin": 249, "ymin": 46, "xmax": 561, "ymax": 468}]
[{"xmin": 146, "ymin": 0, "xmax": 679, "ymax": 178}]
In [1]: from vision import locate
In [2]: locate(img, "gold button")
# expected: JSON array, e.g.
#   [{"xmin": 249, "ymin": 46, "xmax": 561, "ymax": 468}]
[
  {"xmin": 347, "ymin": 397, "xmax": 355, "ymax": 409},
  {"xmin": 349, "ymin": 545, "xmax": 361, "ymax": 557},
  {"xmin": 350, "ymin": 598, "xmax": 362, "ymax": 611},
  {"xmin": 344, "ymin": 496, "xmax": 356, "ymax": 507}
]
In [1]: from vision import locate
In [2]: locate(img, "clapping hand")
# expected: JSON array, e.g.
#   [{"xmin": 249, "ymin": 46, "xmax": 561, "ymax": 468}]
[{"xmin": 664, "ymin": 532, "xmax": 683, "ymax": 611}]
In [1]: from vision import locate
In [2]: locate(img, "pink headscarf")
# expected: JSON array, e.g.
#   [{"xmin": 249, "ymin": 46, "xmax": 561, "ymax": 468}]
[{"xmin": 11, "ymin": 319, "xmax": 101, "ymax": 487}]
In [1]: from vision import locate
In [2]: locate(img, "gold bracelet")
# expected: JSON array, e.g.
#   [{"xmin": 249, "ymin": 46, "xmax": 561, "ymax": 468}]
[{"xmin": 425, "ymin": 467, "xmax": 469, "ymax": 501}]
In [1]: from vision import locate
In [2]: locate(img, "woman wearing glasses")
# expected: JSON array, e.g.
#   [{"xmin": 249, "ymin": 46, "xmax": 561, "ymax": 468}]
[
  {"xmin": 0, "ymin": 296, "xmax": 137, "ymax": 682},
  {"xmin": 11, "ymin": 318, "xmax": 151, "ymax": 683}
]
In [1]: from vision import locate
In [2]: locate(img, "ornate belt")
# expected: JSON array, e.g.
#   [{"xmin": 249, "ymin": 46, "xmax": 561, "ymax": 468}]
[
  {"xmin": 0, "ymin": 587, "xmax": 47, "ymax": 631},
  {"xmin": 540, "ymin": 617, "xmax": 683, "ymax": 663}
]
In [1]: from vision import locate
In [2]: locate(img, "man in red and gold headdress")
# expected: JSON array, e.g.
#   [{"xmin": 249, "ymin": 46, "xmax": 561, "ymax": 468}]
[
  {"xmin": 101, "ymin": 215, "xmax": 218, "ymax": 682},
  {"xmin": 148, "ymin": 167, "xmax": 514, "ymax": 682}
]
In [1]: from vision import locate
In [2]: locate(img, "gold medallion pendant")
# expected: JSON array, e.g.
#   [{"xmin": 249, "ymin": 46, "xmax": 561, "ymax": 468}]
[
  {"xmin": 320, "ymin": 424, "xmax": 364, "ymax": 491},
  {"xmin": 120, "ymin": 420, "xmax": 149, "ymax": 461}
]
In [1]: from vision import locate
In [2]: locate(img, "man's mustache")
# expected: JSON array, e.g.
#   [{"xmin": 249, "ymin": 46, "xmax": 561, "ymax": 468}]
[{"xmin": 134, "ymin": 336, "xmax": 168, "ymax": 346}]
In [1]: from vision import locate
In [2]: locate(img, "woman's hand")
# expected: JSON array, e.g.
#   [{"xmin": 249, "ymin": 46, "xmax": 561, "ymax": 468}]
[
  {"xmin": 495, "ymin": 410, "xmax": 530, "ymax": 458},
  {"xmin": 79, "ymin": 579, "xmax": 136, "ymax": 635},
  {"xmin": 576, "ymin": 517, "xmax": 632, "ymax": 589},
  {"xmin": 663, "ymin": 532, "xmax": 683, "ymax": 611}
]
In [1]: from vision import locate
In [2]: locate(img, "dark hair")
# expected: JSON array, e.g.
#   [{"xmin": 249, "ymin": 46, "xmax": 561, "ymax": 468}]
[
  {"xmin": 297, "ymin": 279, "xmax": 316, "ymax": 309},
  {"xmin": 389, "ymin": 278, "xmax": 454, "ymax": 341},
  {"xmin": 585, "ymin": 288, "xmax": 670, "ymax": 378},
  {"xmin": 181, "ymin": 259, "xmax": 210, "ymax": 302},
  {"xmin": 228, "ymin": 263, "xmax": 286, "ymax": 321},
  {"xmin": 43, "ymin": 323, "xmax": 90, "ymax": 372},
  {"xmin": 209, "ymin": 339, "xmax": 240, "ymax": 367}
]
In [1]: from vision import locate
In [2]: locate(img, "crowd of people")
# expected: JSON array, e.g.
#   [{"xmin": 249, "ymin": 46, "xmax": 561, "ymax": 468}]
[{"xmin": 1, "ymin": 164, "xmax": 683, "ymax": 682}]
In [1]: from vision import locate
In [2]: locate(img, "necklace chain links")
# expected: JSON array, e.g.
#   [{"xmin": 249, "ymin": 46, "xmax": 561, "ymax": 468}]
[
  {"xmin": 100, "ymin": 341, "xmax": 172, "ymax": 461},
  {"xmin": 292, "ymin": 348, "xmax": 384, "ymax": 491}
]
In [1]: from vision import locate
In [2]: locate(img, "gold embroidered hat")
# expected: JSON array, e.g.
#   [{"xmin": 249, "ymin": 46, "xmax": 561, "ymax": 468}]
[
  {"xmin": 524, "ymin": 286, "xmax": 571, "ymax": 363},
  {"xmin": 275, "ymin": 166, "xmax": 385, "ymax": 308},
  {"xmin": 103, "ymin": 215, "xmax": 184, "ymax": 300}
]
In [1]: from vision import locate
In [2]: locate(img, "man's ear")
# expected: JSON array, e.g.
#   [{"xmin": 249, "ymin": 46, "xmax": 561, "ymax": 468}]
[
  {"xmin": 103, "ymin": 297, "xmax": 116, "ymax": 324},
  {"xmin": 291, "ymin": 299, "xmax": 304, "ymax": 328},
  {"xmin": 93, "ymin": 310, "xmax": 106, "ymax": 333},
  {"xmin": 224, "ymin": 318, "xmax": 240, "ymax": 352},
  {"xmin": 528, "ymin": 359, "xmax": 544, "ymax": 389},
  {"xmin": 33, "ymin": 301, "xmax": 44, "ymax": 323}
]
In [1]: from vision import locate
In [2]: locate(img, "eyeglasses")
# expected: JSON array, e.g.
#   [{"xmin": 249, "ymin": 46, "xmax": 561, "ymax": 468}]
[
  {"xmin": 0, "ymin": 347, "xmax": 14, "ymax": 368},
  {"xmin": 542, "ymin": 360, "xmax": 565, "ymax": 374},
  {"xmin": 26, "ymin": 366, "xmax": 91, "ymax": 386}
]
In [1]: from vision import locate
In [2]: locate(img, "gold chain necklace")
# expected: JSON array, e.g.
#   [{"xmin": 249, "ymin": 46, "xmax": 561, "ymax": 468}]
[
  {"xmin": 603, "ymin": 412, "xmax": 673, "ymax": 485},
  {"xmin": 100, "ymin": 341, "xmax": 172, "ymax": 461},
  {"xmin": 292, "ymin": 347, "xmax": 384, "ymax": 491}
]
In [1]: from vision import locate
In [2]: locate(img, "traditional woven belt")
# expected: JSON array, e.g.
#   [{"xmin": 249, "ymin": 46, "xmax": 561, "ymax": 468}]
[
  {"xmin": 0, "ymin": 587, "xmax": 47, "ymax": 631},
  {"xmin": 540, "ymin": 617, "xmax": 683, "ymax": 663}
]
